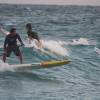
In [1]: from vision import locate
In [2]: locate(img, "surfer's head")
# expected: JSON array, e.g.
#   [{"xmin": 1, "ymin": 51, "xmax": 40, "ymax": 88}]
[
  {"xmin": 26, "ymin": 23, "xmax": 32, "ymax": 31},
  {"xmin": 10, "ymin": 28, "xmax": 16, "ymax": 34}
]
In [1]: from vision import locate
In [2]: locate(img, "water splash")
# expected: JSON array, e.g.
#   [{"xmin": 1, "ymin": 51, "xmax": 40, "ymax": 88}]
[
  {"xmin": 41, "ymin": 40, "xmax": 69, "ymax": 56},
  {"xmin": 94, "ymin": 47, "xmax": 100, "ymax": 55},
  {"xmin": 71, "ymin": 38, "xmax": 90, "ymax": 45},
  {"xmin": 24, "ymin": 39, "xmax": 69, "ymax": 57},
  {"xmin": 0, "ymin": 60, "xmax": 12, "ymax": 72}
]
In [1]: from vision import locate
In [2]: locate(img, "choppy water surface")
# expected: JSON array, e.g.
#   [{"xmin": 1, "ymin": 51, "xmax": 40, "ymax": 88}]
[{"xmin": 0, "ymin": 4, "xmax": 100, "ymax": 100}]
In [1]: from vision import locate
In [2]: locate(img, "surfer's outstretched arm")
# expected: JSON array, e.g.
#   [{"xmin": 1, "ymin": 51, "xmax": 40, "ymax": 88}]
[{"xmin": 0, "ymin": 27, "xmax": 9, "ymax": 35}]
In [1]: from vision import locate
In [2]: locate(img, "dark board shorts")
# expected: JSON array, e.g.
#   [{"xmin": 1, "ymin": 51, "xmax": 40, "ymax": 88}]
[{"xmin": 5, "ymin": 45, "xmax": 21, "ymax": 57}]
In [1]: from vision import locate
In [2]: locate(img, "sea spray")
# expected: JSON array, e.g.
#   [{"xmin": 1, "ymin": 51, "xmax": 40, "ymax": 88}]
[{"xmin": 0, "ymin": 60, "xmax": 13, "ymax": 72}]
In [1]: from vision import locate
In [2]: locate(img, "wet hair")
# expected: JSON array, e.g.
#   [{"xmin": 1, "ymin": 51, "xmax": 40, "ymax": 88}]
[
  {"xmin": 10, "ymin": 28, "xmax": 16, "ymax": 33},
  {"xmin": 26, "ymin": 23, "xmax": 32, "ymax": 30}
]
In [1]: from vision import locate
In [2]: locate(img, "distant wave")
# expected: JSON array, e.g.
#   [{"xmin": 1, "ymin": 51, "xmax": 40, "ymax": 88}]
[{"xmin": 58, "ymin": 38, "xmax": 96, "ymax": 46}]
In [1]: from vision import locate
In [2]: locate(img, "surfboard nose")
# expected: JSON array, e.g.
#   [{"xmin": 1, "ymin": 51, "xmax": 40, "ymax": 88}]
[{"xmin": 41, "ymin": 60, "xmax": 71, "ymax": 68}]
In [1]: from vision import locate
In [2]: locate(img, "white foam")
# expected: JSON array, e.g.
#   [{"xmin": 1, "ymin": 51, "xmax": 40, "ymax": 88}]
[
  {"xmin": 0, "ymin": 60, "xmax": 13, "ymax": 72},
  {"xmin": 24, "ymin": 39, "xmax": 69, "ymax": 56},
  {"xmin": 72, "ymin": 38, "xmax": 90, "ymax": 45},
  {"xmin": 26, "ymin": 7, "xmax": 32, "ymax": 12},
  {"xmin": 25, "ymin": 39, "xmax": 40, "ymax": 49},
  {"xmin": 58, "ymin": 38, "xmax": 95, "ymax": 46},
  {"xmin": 94, "ymin": 47, "xmax": 100, "ymax": 55},
  {"xmin": 41, "ymin": 40, "xmax": 69, "ymax": 56}
]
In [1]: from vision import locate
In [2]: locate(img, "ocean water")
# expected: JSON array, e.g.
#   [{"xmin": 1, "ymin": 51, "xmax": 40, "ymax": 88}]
[{"xmin": 0, "ymin": 4, "xmax": 100, "ymax": 100}]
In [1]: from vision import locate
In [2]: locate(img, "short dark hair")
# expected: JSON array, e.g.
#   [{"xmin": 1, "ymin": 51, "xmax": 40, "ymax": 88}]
[
  {"xmin": 26, "ymin": 23, "xmax": 32, "ymax": 30},
  {"xmin": 10, "ymin": 28, "xmax": 16, "ymax": 33}
]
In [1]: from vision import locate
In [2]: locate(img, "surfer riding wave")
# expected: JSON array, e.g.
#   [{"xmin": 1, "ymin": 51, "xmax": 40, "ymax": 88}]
[{"xmin": 2, "ymin": 28, "xmax": 24, "ymax": 64}]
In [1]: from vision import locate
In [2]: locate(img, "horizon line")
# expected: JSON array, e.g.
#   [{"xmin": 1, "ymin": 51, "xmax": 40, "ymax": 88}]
[{"xmin": 0, "ymin": 3, "xmax": 100, "ymax": 7}]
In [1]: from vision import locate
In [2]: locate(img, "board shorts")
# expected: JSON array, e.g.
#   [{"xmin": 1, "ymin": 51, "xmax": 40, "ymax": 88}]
[{"xmin": 5, "ymin": 45, "xmax": 21, "ymax": 57}]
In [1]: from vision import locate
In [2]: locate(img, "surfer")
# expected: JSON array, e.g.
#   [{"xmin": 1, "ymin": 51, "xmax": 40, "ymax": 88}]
[
  {"xmin": 25, "ymin": 23, "xmax": 42, "ymax": 48},
  {"xmin": 3, "ymin": 28, "xmax": 24, "ymax": 64}
]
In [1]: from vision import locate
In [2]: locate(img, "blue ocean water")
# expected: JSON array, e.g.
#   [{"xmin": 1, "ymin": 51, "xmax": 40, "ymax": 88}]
[{"xmin": 0, "ymin": 4, "xmax": 100, "ymax": 100}]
